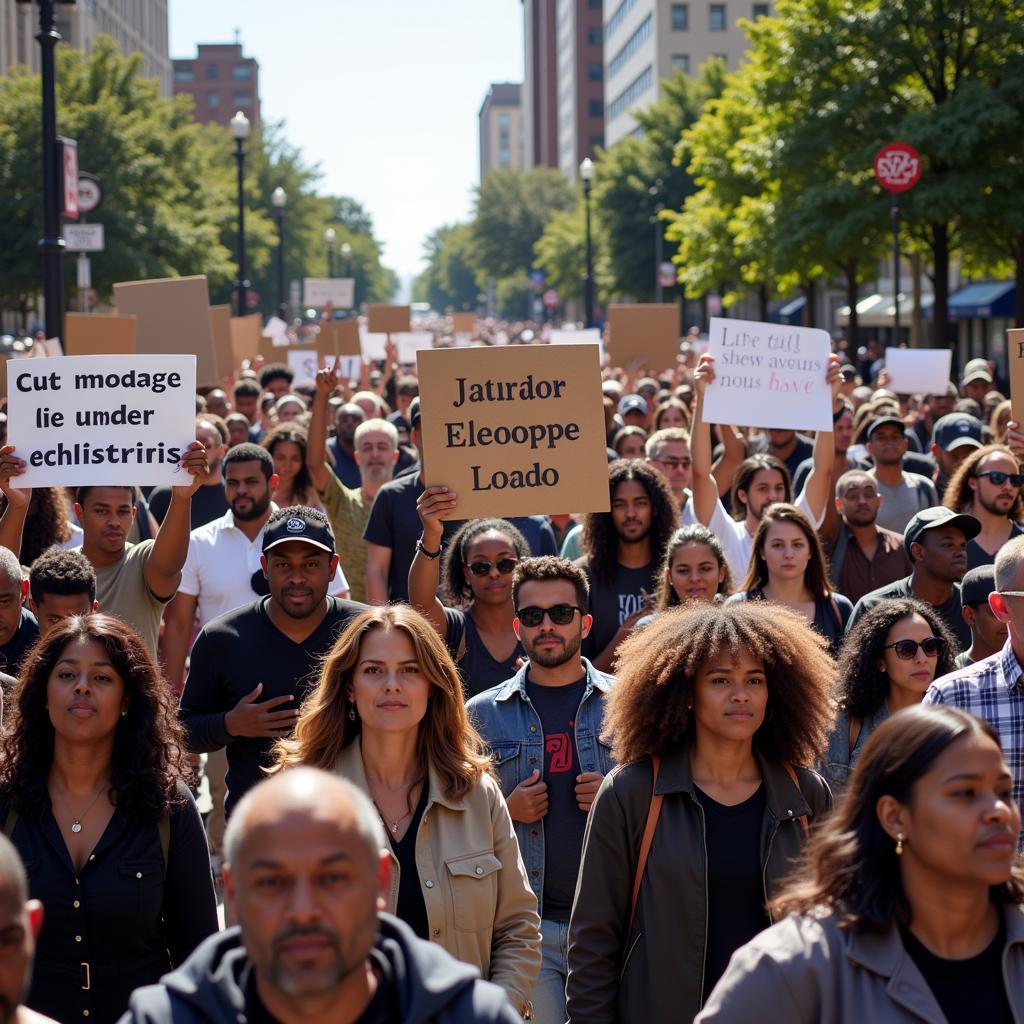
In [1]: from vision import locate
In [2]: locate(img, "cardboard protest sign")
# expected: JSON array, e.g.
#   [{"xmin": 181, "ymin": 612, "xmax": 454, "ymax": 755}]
[
  {"xmin": 451, "ymin": 312, "xmax": 475, "ymax": 335},
  {"xmin": 229, "ymin": 314, "xmax": 262, "ymax": 365},
  {"xmin": 208, "ymin": 305, "xmax": 234, "ymax": 379},
  {"xmin": 113, "ymin": 275, "xmax": 215, "ymax": 384},
  {"xmin": 8, "ymin": 354, "xmax": 197, "ymax": 488},
  {"xmin": 318, "ymin": 320, "xmax": 361, "ymax": 360},
  {"xmin": 65, "ymin": 313, "xmax": 137, "ymax": 356},
  {"xmin": 303, "ymin": 278, "xmax": 354, "ymax": 309},
  {"xmin": 607, "ymin": 304, "xmax": 679, "ymax": 370},
  {"xmin": 884, "ymin": 347, "xmax": 953, "ymax": 396},
  {"xmin": 417, "ymin": 344, "xmax": 610, "ymax": 520},
  {"xmin": 703, "ymin": 317, "xmax": 832, "ymax": 432},
  {"xmin": 1009, "ymin": 328, "xmax": 1024, "ymax": 425},
  {"xmin": 367, "ymin": 305, "xmax": 411, "ymax": 334},
  {"xmin": 286, "ymin": 348, "xmax": 320, "ymax": 385}
]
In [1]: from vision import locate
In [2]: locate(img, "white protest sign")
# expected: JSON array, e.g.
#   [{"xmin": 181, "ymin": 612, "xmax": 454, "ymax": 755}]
[
  {"xmin": 287, "ymin": 348, "xmax": 320, "ymax": 385},
  {"xmin": 884, "ymin": 347, "xmax": 953, "ymax": 396},
  {"xmin": 336, "ymin": 356, "xmax": 361, "ymax": 382},
  {"xmin": 359, "ymin": 326, "xmax": 387, "ymax": 361},
  {"xmin": 8, "ymin": 354, "xmax": 197, "ymax": 487},
  {"xmin": 261, "ymin": 316, "xmax": 290, "ymax": 348},
  {"xmin": 703, "ymin": 318, "xmax": 832, "ymax": 432},
  {"xmin": 303, "ymin": 278, "xmax": 355, "ymax": 309},
  {"xmin": 549, "ymin": 328, "xmax": 603, "ymax": 353},
  {"xmin": 395, "ymin": 331, "xmax": 434, "ymax": 364}
]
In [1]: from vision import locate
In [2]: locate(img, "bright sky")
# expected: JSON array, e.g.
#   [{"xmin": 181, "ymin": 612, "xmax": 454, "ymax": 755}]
[{"xmin": 169, "ymin": 0, "xmax": 524, "ymax": 294}]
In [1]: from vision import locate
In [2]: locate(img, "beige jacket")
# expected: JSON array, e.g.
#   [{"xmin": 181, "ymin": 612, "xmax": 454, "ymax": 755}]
[
  {"xmin": 334, "ymin": 740, "xmax": 541, "ymax": 1016},
  {"xmin": 696, "ymin": 903, "xmax": 1024, "ymax": 1023}
]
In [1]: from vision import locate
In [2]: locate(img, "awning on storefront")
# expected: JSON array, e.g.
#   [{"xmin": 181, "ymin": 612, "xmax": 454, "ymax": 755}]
[
  {"xmin": 774, "ymin": 296, "xmax": 805, "ymax": 325},
  {"xmin": 947, "ymin": 281, "xmax": 1015, "ymax": 319},
  {"xmin": 837, "ymin": 293, "xmax": 933, "ymax": 328}
]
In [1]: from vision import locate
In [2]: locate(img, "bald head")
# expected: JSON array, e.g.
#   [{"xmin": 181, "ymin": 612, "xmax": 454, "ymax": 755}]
[
  {"xmin": 995, "ymin": 535, "xmax": 1024, "ymax": 592},
  {"xmin": 0, "ymin": 548, "xmax": 21, "ymax": 591},
  {"xmin": 0, "ymin": 836, "xmax": 26, "ymax": 909}
]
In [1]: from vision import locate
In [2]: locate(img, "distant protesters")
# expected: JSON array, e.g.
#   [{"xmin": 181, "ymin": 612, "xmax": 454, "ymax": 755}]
[
  {"xmin": 0, "ymin": 485, "xmax": 80, "ymax": 564},
  {"xmin": 0, "ymin": 547, "xmax": 37, "ymax": 677},
  {"xmin": 822, "ymin": 599, "xmax": 956, "ymax": 794},
  {"xmin": 650, "ymin": 524, "xmax": 733, "ymax": 612},
  {"xmin": 261, "ymin": 423, "xmax": 319, "ymax": 509},
  {"xmin": 611, "ymin": 426, "xmax": 647, "ymax": 460},
  {"xmin": 697, "ymin": 706, "xmax": 1024, "ymax": 1024},
  {"xmin": 27, "ymin": 547, "xmax": 97, "ymax": 638},
  {"xmin": 931, "ymin": 412, "xmax": 984, "ymax": 496},
  {"xmin": 644, "ymin": 427, "xmax": 693, "ymax": 508},
  {"xmin": 567, "ymin": 602, "xmax": 834, "ymax": 1023},
  {"xmin": 0, "ymin": 615, "xmax": 218, "ymax": 1023},
  {"xmin": 864, "ymin": 415, "xmax": 938, "ymax": 534},
  {"xmin": 148, "ymin": 416, "xmax": 229, "ymax": 530},
  {"xmin": 957, "ymin": 564, "xmax": 1006, "ymax": 667}
]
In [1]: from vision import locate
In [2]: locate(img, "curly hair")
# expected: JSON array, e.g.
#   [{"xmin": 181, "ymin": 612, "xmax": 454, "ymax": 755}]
[
  {"xmin": 771, "ymin": 705, "xmax": 1024, "ymax": 930},
  {"xmin": 836, "ymin": 599, "xmax": 957, "ymax": 719},
  {"xmin": 653, "ymin": 525, "xmax": 733, "ymax": 610},
  {"xmin": 942, "ymin": 444, "xmax": 1024, "ymax": 522},
  {"xmin": 262, "ymin": 423, "xmax": 317, "ymax": 506},
  {"xmin": 581, "ymin": 460, "xmax": 678, "ymax": 584},
  {"xmin": 0, "ymin": 487, "xmax": 74, "ymax": 565},
  {"xmin": 441, "ymin": 518, "xmax": 530, "ymax": 607},
  {"xmin": 0, "ymin": 614, "xmax": 192, "ymax": 821},
  {"xmin": 729, "ymin": 455, "xmax": 791, "ymax": 522},
  {"xmin": 273, "ymin": 605, "xmax": 492, "ymax": 801},
  {"xmin": 511, "ymin": 555, "xmax": 590, "ymax": 612},
  {"xmin": 603, "ymin": 602, "xmax": 835, "ymax": 766},
  {"xmin": 740, "ymin": 503, "xmax": 833, "ymax": 601}
]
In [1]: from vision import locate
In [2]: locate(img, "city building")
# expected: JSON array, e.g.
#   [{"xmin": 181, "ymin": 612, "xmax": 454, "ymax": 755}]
[
  {"xmin": 603, "ymin": 0, "xmax": 773, "ymax": 146},
  {"xmin": 522, "ymin": 0, "xmax": 560, "ymax": 168},
  {"xmin": 479, "ymin": 82, "xmax": 526, "ymax": 180},
  {"xmin": 172, "ymin": 42, "xmax": 260, "ymax": 129},
  {"xmin": 1, "ymin": 0, "xmax": 171, "ymax": 94}
]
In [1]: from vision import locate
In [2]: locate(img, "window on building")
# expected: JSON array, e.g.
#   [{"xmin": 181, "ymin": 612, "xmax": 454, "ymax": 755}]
[
  {"xmin": 589, "ymin": 134, "xmax": 604, "ymax": 148},
  {"xmin": 607, "ymin": 64, "xmax": 654, "ymax": 121},
  {"xmin": 609, "ymin": 13, "xmax": 652, "ymax": 79},
  {"xmin": 204, "ymin": 63, "xmax": 219, "ymax": 80},
  {"xmin": 671, "ymin": 3, "xmax": 689, "ymax": 30},
  {"xmin": 206, "ymin": 91, "xmax": 220, "ymax": 107},
  {"xmin": 232, "ymin": 64, "xmax": 253, "ymax": 80},
  {"xmin": 588, "ymin": 0, "xmax": 601, "ymax": 8},
  {"xmin": 588, "ymin": 26, "xmax": 602, "ymax": 45},
  {"xmin": 499, "ymin": 111, "xmax": 511, "ymax": 129},
  {"xmin": 589, "ymin": 98, "xmax": 604, "ymax": 117},
  {"xmin": 499, "ymin": 147, "xmax": 511, "ymax": 166},
  {"xmin": 710, "ymin": 3, "xmax": 727, "ymax": 30},
  {"xmin": 671, "ymin": 54, "xmax": 690, "ymax": 73},
  {"xmin": 588, "ymin": 62, "xmax": 603, "ymax": 81},
  {"xmin": 173, "ymin": 66, "xmax": 194, "ymax": 83},
  {"xmin": 752, "ymin": 2, "xmax": 769, "ymax": 16},
  {"xmin": 605, "ymin": 0, "xmax": 638, "ymax": 40},
  {"xmin": 233, "ymin": 93, "xmax": 251, "ymax": 106}
]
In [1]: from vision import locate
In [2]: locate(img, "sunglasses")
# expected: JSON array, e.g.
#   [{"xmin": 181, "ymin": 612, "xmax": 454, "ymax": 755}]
[
  {"xmin": 884, "ymin": 637, "xmax": 946, "ymax": 660},
  {"xmin": 466, "ymin": 558, "xmax": 518, "ymax": 577},
  {"xmin": 976, "ymin": 470, "xmax": 1024, "ymax": 488},
  {"xmin": 516, "ymin": 604, "xmax": 582, "ymax": 627},
  {"xmin": 654, "ymin": 458, "xmax": 692, "ymax": 470}
]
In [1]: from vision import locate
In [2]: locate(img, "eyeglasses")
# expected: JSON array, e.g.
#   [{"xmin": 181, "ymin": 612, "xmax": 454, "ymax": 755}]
[
  {"xmin": 516, "ymin": 604, "xmax": 583, "ymax": 627},
  {"xmin": 466, "ymin": 558, "xmax": 518, "ymax": 577},
  {"xmin": 976, "ymin": 470, "xmax": 1024, "ymax": 488},
  {"xmin": 884, "ymin": 637, "xmax": 946, "ymax": 660},
  {"xmin": 653, "ymin": 458, "xmax": 692, "ymax": 470}
]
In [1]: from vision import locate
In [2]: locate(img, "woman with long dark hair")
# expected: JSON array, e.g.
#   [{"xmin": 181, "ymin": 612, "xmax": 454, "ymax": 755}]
[
  {"xmin": 0, "ymin": 615, "xmax": 217, "ymax": 1024},
  {"xmin": 698, "ymin": 705, "xmax": 1024, "ymax": 1023},
  {"xmin": 653, "ymin": 524, "xmax": 734, "ymax": 609},
  {"xmin": 823, "ymin": 598, "xmax": 957, "ymax": 794},
  {"xmin": 261, "ymin": 422, "xmax": 320, "ymax": 508},
  {"xmin": 566, "ymin": 602, "xmax": 834, "ymax": 1023}
]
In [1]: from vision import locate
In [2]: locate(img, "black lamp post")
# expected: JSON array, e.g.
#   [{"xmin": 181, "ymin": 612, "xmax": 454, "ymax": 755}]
[
  {"xmin": 650, "ymin": 178, "xmax": 664, "ymax": 302},
  {"xmin": 580, "ymin": 157, "xmax": 595, "ymax": 328},
  {"xmin": 340, "ymin": 241, "xmax": 352, "ymax": 279},
  {"xmin": 230, "ymin": 109, "xmax": 250, "ymax": 316},
  {"xmin": 271, "ymin": 186, "xmax": 287, "ymax": 321},
  {"xmin": 324, "ymin": 228, "xmax": 336, "ymax": 278},
  {"xmin": 17, "ymin": 0, "xmax": 73, "ymax": 343}
]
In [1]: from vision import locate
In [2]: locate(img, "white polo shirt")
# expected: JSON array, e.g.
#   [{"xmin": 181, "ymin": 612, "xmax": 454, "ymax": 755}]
[{"xmin": 180, "ymin": 506, "xmax": 350, "ymax": 628}]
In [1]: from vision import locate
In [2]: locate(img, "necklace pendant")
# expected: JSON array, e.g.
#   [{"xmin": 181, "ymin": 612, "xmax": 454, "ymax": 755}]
[
  {"xmin": 71, "ymin": 820, "xmax": 82, "ymax": 834},
  {"xmin": 390, "ymin": 823, "xmax": 399, "ymax": 834}
]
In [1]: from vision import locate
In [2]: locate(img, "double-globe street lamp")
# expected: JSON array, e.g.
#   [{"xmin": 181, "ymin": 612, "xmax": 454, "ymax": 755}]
[
  {"xmin": 230, "ymin": 110, "xmax": 251, "ymax": 317},
  {"xmin": 271, "ymin": 186, "xmax": 287, "ymax": 321},
  {"xmin": 580, "ymin": 157, "xmax": 595, "ymax": 328},
  {"xmin": 324, "ymin": 228, "xmax": 336, "ymax": 278}
]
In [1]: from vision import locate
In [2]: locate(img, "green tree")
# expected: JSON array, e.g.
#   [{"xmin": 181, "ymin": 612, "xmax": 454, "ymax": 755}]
[{"xmin": 415, "ymin": 224, "xmax": 479, "ymax": 313}]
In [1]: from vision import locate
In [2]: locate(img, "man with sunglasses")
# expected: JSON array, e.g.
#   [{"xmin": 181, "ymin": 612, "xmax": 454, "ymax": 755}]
[
  {"xmin": 644, "ymin": 428, "xmax": 694, "ymax": 509},
  {"xmin": 467, "ymin": 557, "xmax": 615, "ymax": 1024}
]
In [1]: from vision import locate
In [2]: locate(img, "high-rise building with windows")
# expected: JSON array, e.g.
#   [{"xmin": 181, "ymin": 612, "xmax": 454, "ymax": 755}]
[
  {"xmin": 479, "ymin": 82, "xmax": 526, "ymax": 180},
  {"xmin": 603, "ymin": 0, "xmax": 772, "ymax": 146},
  {"xmin": 171, "ymin": 42, "xmax": 260, "ymax": 129}
]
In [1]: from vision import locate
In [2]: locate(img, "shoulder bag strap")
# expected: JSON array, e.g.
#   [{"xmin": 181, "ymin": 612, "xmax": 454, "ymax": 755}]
[
  {"xmin": 1, "ymin": 807, "xmax": 17, "ymax": 839},
  {"xmin": 158, "ymin": 814, "xmax": 171, "ymax": 882},
  {"xmin": 782, "ymin": 762, "xmax": 809, "ymax": 836},
  {"xmin": 628, "ymin": 754, "xmax": 663, "ymax": 936}
]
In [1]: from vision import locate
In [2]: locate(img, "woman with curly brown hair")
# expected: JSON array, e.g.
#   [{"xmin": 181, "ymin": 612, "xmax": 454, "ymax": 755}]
[
  {"xmin": 697, "ymin": 705, "xmax": 1024, "ymax": 1023},
  {"xmin": 273, "ymin": 604, "xmax": 540, "ymax": 1017},
  {"xmin": 566, "ymin": 602, "xmax": 835, "ymax": 1024},
  {"xmin": 0, "ymin": 614, "xmax": 217, "ymax": 1024}
]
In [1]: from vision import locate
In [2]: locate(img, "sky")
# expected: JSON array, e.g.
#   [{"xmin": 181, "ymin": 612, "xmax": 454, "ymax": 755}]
[{"xmin": 168, "ymin": 0, "xmax": 525, "ymax": 293}]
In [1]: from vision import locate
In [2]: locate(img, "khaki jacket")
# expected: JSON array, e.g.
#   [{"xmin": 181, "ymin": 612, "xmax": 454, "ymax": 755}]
[
  {"xmin": 695, "ymin": 904, "xmax": 1024, "ymax": 1023},
  {"xmin": 334, "ymin": 740, "xmax": 541, "ymax": 1016}
]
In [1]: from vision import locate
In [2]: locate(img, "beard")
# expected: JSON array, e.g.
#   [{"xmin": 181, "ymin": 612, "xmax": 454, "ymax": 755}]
[
  {"xmin": 231, "ymin": 491, "xmax": 272, "ymax": 522},
  {"xmin": 526, "ymin": 629, "xmax": 582, "ymax": 668},
  {"xmin": 978, "ymin": 490, "xmax": 1015, "ymax": 517}
]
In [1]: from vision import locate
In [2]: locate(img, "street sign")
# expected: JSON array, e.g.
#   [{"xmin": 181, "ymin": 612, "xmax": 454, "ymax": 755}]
[
  {"xmin": 543, "ymin": 289, "xmax": 560, "ymax": 311},
  {"xmin": 657, "ymin": 261, "xmax": 676, "ymax": 288},
  {"xmin": 529, "ymin": 270, "xmax": 545, "ymax": 288},
  {"xmin": 874, "ymin": 142, "xmax": 922, "ymax": 193},
  {"xmin": 76, "ymin": 174, "xmax": 102, "ymax": 214},
  {"xmin": 303, "ymin": 278, "xmax": 354, "ymax": 308},
  {"xmin": 64, "ymin": 224, "xmax": 104, "ymax": 252},
  {"xmin": 60, "ymin": 138, "xmax": 79, "ymax": 218},
  {"xmin": 76, "ymin": 254, "xmax": 91, "ymax": 290}
]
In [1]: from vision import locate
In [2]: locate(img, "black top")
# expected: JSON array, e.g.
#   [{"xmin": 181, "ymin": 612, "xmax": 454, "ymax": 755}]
[
  {"xmin": 749, "ymin": 433, "xmax": 813, "ymax": 482},
  {"xmin": 2, "ymin": 781, "xmax": 218, "ymax": 1024},
  {"xmin": 388, "ymin": 783, "xmax": 430, "ymax": 940},
  {"xmin": 968, "ymin": 522, "xmax": 1024, "ymax": 571},
  {"xmin": 526, "ymin": 674, "xmax": 589, "ymax": 923},
  {"xmin": 0, "ymin": 606, "xmax": 39, "ymax": 677},
  {"xmin": 179, "ymin": 596, "xmax": 365, "ymax": 815},
  {"xmin": 726, "ymin": 589, "xmax": 853, "ymax": 655},
  {"xmin": 849, "ymin": 575, "xmax": 971, "ymax": 653},
  {"xmin": 147, "ymin": 482, "xmax": 229, "ymax": 530},
  {"xmin": 328, "ymin": 437, "xmax": 362, "ymax": 489},
  {"xmin": 444, "ymin": 607, "xmax": 525, "ymax": 699},
  {"xmin": 695, "ymin": 783, "xmax": 770, "ymax": 1001},
  {"xmin": 580, "ymin": 559, "xmax": 658, "ymax": 663},
  {"xmin": 900, "ymin": 917, "xmax": 1013, "ymax": 1024}
]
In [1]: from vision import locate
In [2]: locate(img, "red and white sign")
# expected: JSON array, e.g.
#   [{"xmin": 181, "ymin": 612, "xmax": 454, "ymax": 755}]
[
  {"xmin": 61, "ymin": 139, "xmax": 79, "ymax": 218},
  {"xmin": 76, "ymin": 176, "xmax": 102, "ymax": 214},
  {"xmin": 874, "ymin": 142, "xmax": 922, "ymax": 193},
  {"xmin": 543, "ymin": 289, "xmax": 560, "ymax": 311},
  {"xmin": 658, "ymin": 261, "xmax": 676, "ymax": 288}
]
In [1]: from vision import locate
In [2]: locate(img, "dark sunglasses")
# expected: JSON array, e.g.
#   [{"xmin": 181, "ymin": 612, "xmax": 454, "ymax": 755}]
[
  {"xmin": 976, "ymin": 470, "xmax": 1024, "ymax": 488},
  {"xmin": 516, "ymin": 604, "xmax": 582, "ymax": 627},
  {"xmin": 884, "ymin": 637, "xmax": 946, "ymax": 660},
  {"xmin": 466, "ymin": 558, "xmax": 518, "ymax": 577}
]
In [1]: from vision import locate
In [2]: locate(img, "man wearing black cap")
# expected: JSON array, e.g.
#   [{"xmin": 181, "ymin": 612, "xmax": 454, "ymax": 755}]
[
  {"xmin": 866, "ymin": 415, "xmax": 938, "ymax": 534},
  {"xmin": 961, "ymin": 360, "xmax": 994, "ymax": 407},
  {"xmin": 180, "ymin": 506, "xmax": 366, "ymax": 816},
  {"xmin": 931, "ymin": 411, "xmax": 984, "ymax": 496},
  {"xmin": 956, "ymin": 564, "xmax": 1007, "ymax": 668},
  {"xmin": 846, "ymin": 506, "xmax": 979, "ymax": 651}
]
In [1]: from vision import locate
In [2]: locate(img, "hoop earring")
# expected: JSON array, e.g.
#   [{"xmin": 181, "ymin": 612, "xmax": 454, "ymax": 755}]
[
  {"xmin": 348, "ymin": 702, "xmax": 356, "ymax": 722},
  {"xmin": 895, "ymin": 833, "xmax": 904, "ymax": 856}
]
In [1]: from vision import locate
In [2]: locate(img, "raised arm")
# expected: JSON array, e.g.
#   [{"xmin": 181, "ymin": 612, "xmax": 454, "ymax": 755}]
[
  {"xmin": 712, "ymin": 423, "xmax": 747, "ymax": 498},
  {"xmin": 408, "ymin": 485, "xmax": 455, "ymax": 637},
  {"xmin": 797, "ymin": 355, "xmax": 842, "ymax": 526},
  {"xmin": 690, "ymin": 355, "xmax": 720, "ymax": 527},
  {"xmin": 0, "ymin": 446, "xmax": 30, "ymax": 559},
  {"xmin": 307, "ymin": 360, "xmax": 337, "ymax": 495}
]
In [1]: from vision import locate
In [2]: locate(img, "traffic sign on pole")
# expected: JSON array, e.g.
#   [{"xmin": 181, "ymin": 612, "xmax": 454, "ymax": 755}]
[
  {"xmin": 543, "ymin": 289, "xmax": 560, "ymax": 311},
  {"xmin": 873, "ymin": 142, "xmax": 922, "ymax": 193},
  {"xmin": 64, "ymin": 223, "xmax": 104, "ymax": 252},
  {"xmin": 76, "ymin": 173, "xmax": 103, "ymax": 214}
]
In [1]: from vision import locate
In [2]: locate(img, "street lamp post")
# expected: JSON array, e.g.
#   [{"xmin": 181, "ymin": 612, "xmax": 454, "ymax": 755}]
[
  {"xmin": 580, "ymin": 157, "xmax": 595, "ymax": 328},
  {"xmin": 650, "ymin": 179, "xmax": 664, "ymax": 303},
  {"xmin": 340, "ymin": 241, "xmax": 352, "ymax": 279},
  {"xmin": 271, "ymin": 186, "xmax": 287, "ymax": 321},
  {"xmin": 324, "ymin": 228, "xmax": 336, "ymax": 278},
  {"xmin": 230, "ymin": 110, "xmax": 250, "ymax": 317}
]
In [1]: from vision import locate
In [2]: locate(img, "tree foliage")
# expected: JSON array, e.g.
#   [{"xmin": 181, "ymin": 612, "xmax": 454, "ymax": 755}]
[{"xmin": 414, "ymin": 223, "xmax": 478, "ymax": 312}]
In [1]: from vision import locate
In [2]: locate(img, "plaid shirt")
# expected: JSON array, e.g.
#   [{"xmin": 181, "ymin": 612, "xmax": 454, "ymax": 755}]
[{"xmin": 924, "ymin": 640, "xmax": 1024, "ymax": 841}]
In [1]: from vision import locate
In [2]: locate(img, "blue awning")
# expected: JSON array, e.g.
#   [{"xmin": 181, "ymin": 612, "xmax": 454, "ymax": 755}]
[
  {"xmin": 773, "ymin": 296, "xmax": 805, "ymax": 325},
  {"xmin": 948, "ymin": 281, "xmax": 1015, "ymax": 319}
]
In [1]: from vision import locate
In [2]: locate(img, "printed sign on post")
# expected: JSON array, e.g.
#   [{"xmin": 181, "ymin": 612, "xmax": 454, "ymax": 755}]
[
  {"xmin": 417, "ymin": 344, "xmax": 610, "ymax": 520},
  {"xmin": 1009, "ymin": 328, "xmax": 1024, "ymax": 425},
  {"xmin": 703, "ymin": 317, "xmax": 832, "ymax": 432},
  {"xmin": 8, "ymin": 355, "xmax": 197, "ymax": 488},
  {"xmin": 883, "ymin": 347, "xmax": 953, "ymax": 396},
  {"xmin": 318, "ymin": 320, "xmax": 361, "ymax": 360},
  {"xmin": 303, "ymin": 278, "xmax": 355, "ymax": 308}
]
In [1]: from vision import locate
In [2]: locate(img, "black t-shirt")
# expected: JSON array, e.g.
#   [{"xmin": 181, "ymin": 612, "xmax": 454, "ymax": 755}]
[
  {"xmin": 695, "ymin": 783, "xmax": 770, "ymax": 1001},
  {"xmin": 968, "ymin": 522, "xmax": 1024, "ymax": 571},
  {"xmin": 900, "ymin": 917, "xmax": 1013, "ymax": 1024},
  {"xmin": 147, "ymin": 482, "xmax": 229, "ymax": 530},
  {"xmin": 445, "ymin": 607, "xmax": 524, "ymax": 699},
  {"xmin": 389, "ymin": 783, "xmax": 430, "ymax": 940},
  {"xmin": 0, "ymin": 607, "xmax": 39, "ymax": 677},
  {"xmin": 849, "ymin": 576, "xmax": 971, "ymax": 653},
  {"xmin": 749, "ymin": 434, "xmax": 813, "ymax": 482},
  {"xmin": 179, "ymin": 596, "xmax": 365, "ymax": 816},
  {"xmin": 526, "ymin": 674, "xmax": 589, "ymax": 922},
  {"xmin": 580, "ymin": 560, "xmax": 657, "ymax": 662}
]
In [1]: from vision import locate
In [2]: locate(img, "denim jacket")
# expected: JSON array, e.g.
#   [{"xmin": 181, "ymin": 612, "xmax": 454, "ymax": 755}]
[{"xmin": 466, "ymin": 658, "xmax": 616, "ymax": 917}]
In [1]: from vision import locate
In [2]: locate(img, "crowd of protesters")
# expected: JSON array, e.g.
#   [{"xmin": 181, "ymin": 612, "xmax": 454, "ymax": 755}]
[{"xmin": 0, "ymin": 317, "xmax": 1019, "ymax": 1023}]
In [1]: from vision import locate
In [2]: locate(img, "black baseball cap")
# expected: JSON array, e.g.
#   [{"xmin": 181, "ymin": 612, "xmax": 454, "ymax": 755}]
[
  {"xmin": 866, "ymin": 415, "xmax": 906, "ymax": 439},
  {"xmin": 961, "ymin": 564, "xmax": 997, "ymax": 608},
  {"xmin": 262, "ymin": 507, "xmax": 336, "ymax": 556},
  {"xmin": 932, "ymin": 412, "xmax": 983, "ymax": 452},
  {"xmin": 903, "ymin": 506, "xmax": 980, "ymax": 557},
  {"xmin": 408, "ymin": 397, "xmax": 421, "ymax": 428}
]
